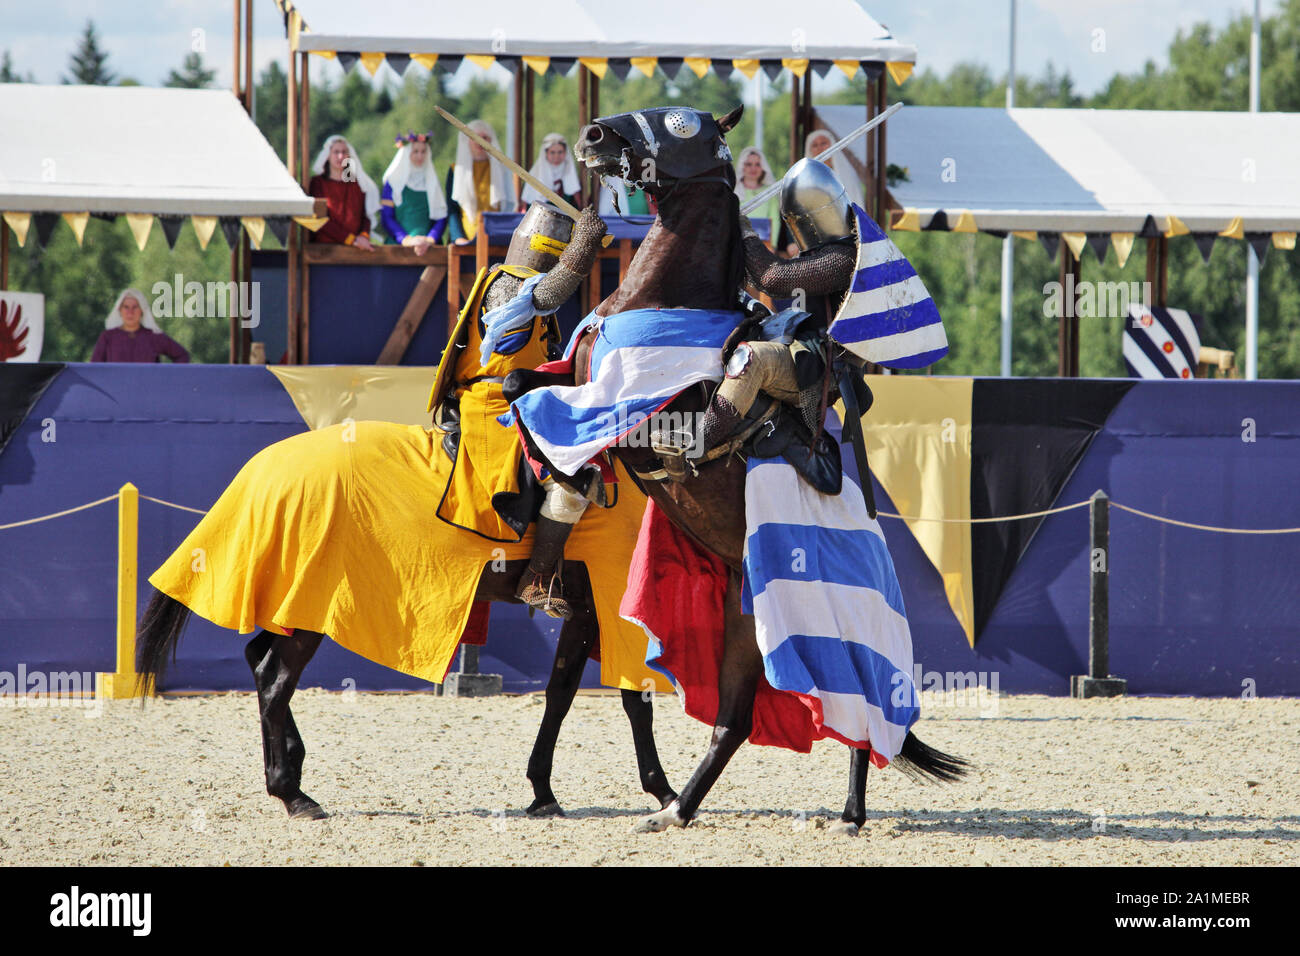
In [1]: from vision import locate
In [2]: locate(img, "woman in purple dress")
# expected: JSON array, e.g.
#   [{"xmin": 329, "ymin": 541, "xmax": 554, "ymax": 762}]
[{"xmin": 90, "ymin": 289, "xmax": 190, "ymax": 363}]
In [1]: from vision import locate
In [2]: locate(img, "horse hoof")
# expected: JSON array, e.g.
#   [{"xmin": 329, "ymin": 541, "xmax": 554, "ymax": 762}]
[
  {"xmin": 829, "ymin": 819, "xmax": 861, "ymax": 837},
  {"xmin": 634, "ymin": 803, "xmax": 687, "ymax": 833},
  {"xmin": 526, "ymin": 800, "xmax": 565, "ymax": 818},
  {"xmin": 287, "ymin": 797, "xmax": 327, "ymax": 820}
]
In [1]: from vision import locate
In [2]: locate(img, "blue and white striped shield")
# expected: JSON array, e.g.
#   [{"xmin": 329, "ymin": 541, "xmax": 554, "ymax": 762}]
[{"xmin": 829, "ymin": 205, "xmax": 947, "ymax": 369}]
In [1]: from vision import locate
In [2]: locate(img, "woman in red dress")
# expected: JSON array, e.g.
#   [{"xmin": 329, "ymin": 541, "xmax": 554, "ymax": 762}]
[{"xmin": 308, "ymin": 135, "xmax": 381, "ymax": 248}]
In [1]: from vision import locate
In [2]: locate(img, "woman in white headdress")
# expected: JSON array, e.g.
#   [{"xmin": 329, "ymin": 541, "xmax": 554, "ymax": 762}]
[
  {"xmin": 444, "ymin": 119, "xmax": 516, "ymax": 244},
  {"xmin": 782, "ymin": 128, "xmax": 865, "ymax": 255},
  {"xmin": 91, "ymin": 289, "xmax": 190, "ymax": 363},
  {"xmin": 308, "ymin": 134, "xmax": 381, "ymax": 248},
  {"xmin": 380, "ymin": 131, "xmax": 449, "ymax": 254},
  {"xmin": 521, "ymin": 132, "xmax": 581, "ymax": 209},
  {"xmin": 733, "ymin": 145, "xmax": 780, "ymax": 235}
]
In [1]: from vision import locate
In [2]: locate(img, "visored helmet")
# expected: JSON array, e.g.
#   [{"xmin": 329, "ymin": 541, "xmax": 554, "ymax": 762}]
[
  {"xmin": 780, "ymin": 158, "xmax": 855, "ymax": 251},
  {"xmin": 505, "ymin": 202, "xmax": 574, "ymax": 272}
]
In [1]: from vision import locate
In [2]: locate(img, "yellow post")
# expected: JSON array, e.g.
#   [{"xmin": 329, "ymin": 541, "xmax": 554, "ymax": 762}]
[{"xmin": 98, "ymin": 482, "xmax": 152, "ymax": 699}]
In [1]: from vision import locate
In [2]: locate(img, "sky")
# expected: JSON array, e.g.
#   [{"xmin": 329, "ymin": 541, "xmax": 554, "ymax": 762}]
[{"xmin": 0, "ymin": 0, "xmax": 1280, "ymax": 96}]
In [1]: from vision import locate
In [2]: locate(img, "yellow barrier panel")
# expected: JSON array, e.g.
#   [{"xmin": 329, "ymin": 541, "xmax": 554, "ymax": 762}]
[{"xmin": 98, "ymin": 483, "xmax": 152, "ymax": 699}]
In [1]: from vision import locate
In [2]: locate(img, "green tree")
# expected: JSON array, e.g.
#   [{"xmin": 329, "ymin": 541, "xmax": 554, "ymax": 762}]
[
  {"xmin": 165, "ymin": 52, "xmax": 215, "ymax": 89},
  {"xmin": 63, "ymin": 21, "xmax": 115, "ymax": 85}
]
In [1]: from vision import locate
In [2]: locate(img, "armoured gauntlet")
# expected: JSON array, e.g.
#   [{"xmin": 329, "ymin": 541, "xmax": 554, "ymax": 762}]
[{"xmin": 531, "ymin": 206, "xmax": 607, "ymax": 314}]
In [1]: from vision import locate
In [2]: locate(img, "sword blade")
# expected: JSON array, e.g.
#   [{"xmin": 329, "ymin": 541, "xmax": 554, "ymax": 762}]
[{"xmin": 740, "ymin": 101, "xmax": 904, "ymax": 216}]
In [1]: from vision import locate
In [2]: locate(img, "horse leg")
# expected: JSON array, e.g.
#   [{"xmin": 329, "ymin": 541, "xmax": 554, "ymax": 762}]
[
  {"xmin": 636, "ymin": 571, "xmax": 761, "ymax": 832},
  {"xmin": 524, "ymin": 600, "xmax": 597, "ymax": 817},
  {"xmin": 830, "ymin": 747, "xmax": 871, "ymax": 837},
  {"xmin": 244, "ymin": 629, "xmax": 324, "ymax": 819},
  {"xmin": 620, "ymin": 687, "xmax": 677, "ymax": 809}
]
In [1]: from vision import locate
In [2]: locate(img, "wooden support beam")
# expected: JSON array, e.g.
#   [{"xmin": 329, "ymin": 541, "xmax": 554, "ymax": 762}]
[
  {"xmin": 377, "ymin": 265, "xmax": 448, "ymax": 364},
  {"xmin": 789, "ymin": 74, "xmax": 801, "ymax": 168},
  {"xmin": 1058, "ymin": 241, "xmax": 1081, "ymax": 377},
  {"xmin": 874, "ymin": 76, "xmax": 888, "ymax": 228},
  {"xmin": 577, "ymin": 65, "xmax": 589, "ymax": 208},
  {"xmin": 1, "ymin": 220, "xmax": 8, "ymax": 291},
  {"xmin": 232, "ymin": 0, "xmax": 241, "ymax": 101},
  {"xmin": 243, "ymin": 0, "xmax": 253, "ymax": 114},
  {"xmin": 525, "ymin": 68, "xmax": 535, "ymax": 184}
]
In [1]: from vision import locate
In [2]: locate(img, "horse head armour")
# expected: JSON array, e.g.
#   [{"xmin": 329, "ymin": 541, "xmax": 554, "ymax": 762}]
[{"xmin": 576, "ymin": 105, "xmax": 744, "ymax": 195}]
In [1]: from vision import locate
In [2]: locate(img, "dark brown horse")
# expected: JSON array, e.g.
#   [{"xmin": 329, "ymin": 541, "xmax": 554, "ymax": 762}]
[
  {"xmin": 135, "ymin": 557, "xmax": 676, "ymax": 820},
  {"xmin": 508, "ymin": 105, "xmax": 967, "ymax": 835}
]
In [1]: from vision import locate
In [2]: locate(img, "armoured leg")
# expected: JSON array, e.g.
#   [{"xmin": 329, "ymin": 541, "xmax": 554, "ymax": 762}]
[
  {"xmin": 516, "ymin": 479, "xmax": 590, "ymax": 619},
  {"xmin": 699, "ymin": 341, "xmax": 801, "ymax": 449}
]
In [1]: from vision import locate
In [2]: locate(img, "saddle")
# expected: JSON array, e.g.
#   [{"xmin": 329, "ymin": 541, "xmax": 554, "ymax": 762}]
[{"xmin": 636, "ymin": 309, "xmax": 865, "ymax": 497}]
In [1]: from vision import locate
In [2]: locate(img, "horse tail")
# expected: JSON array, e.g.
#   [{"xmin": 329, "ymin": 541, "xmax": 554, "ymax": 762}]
[
  {"xmin": 892, "ymin": 732, "xmax": 970, "ymax": 784},
  {"xmin": 135, "ymin": 590, "xmax": 193, "ymax": 696}
]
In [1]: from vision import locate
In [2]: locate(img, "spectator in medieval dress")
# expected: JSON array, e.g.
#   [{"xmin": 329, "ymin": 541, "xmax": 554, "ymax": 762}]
[
  {"xmin": 380, "ymin": 131, "xmax": 449, "ymax": 254},
  {"xmin": 443, "ymin": 119, "xmax": 515, "ymax": 244},
  {"xmin": 308, "ymin": 134, "xmax": 380, "ymax": 248},
  {"xmin": 733, "ymin": 145, "xmax": 779, "ymax": 236},
  {"xmin": 520, "ymin": 132, "xmax": 581, "ymax": 210},
  {"xmin": 91, "ymin": 289, "xmax": 190, "ymax": 363}
]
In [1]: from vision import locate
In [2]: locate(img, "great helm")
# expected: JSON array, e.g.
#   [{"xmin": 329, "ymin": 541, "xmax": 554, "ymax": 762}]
[
  {"xmin": 505, "ymin": 202, "xmax": 575, "ymax": 273},
  {"xmin": 780, "ymin": 158, "xmax": 855, "ymax": 251}
]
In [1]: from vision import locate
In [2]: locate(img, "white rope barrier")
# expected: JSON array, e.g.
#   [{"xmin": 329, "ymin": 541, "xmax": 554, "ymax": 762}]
[
  {"xmin": 0, "ymin": 493, "xmax": 119, "ymax": 531},
  {"xmin": 138, "ymin": 494, "xmax": 209, "ymax": 516}
]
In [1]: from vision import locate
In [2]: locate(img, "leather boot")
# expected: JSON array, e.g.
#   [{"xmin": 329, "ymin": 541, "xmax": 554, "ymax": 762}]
[{"xmin": 516, "ymin": 516, "xmax": 576, "ymax": 619}]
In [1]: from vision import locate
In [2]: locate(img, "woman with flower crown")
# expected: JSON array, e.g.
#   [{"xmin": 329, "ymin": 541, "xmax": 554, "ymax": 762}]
[{"xmin": 380, "ymin": 131, "xmax": 449, "ymax": 254}]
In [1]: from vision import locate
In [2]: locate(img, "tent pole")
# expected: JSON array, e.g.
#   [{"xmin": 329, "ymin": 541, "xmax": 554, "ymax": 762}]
[
  {"xmin": 874, "ymin": 74, "xmax": 887, "ymax": 227},
  {"xmin": 231, "ymin": 0, "xmax": 241, "ymax": 101},
  {"xmin": 1, "ymin": 221, "xmax": 8, "ymax": 291},
  {"xmin": 299, "ymin": 51, "xmax": 311, "ymax": 365},
  {"xmin": 243, "ymin": 0, "xmax": 254, "ymax": 114},
  {"xmin": 287, "ymin": 50, "xmax": 299, "ymax": 365},
  {"xmin": 229, "ymin": 0, "xmax": 242, "ymax": 363},
  {"xmin": 1245, "ymin": 0, "xmax": 1261, "ymax": 379},
  {"xmin": 509, "ymin": 63, "xmax": 521, "ymax": 200},
  {"xmin": 525, "ymin": 68, "xmax": 535, "ymax": 188},
  {"xmin": 789, "ymin": 72, "xmax": 800, "ymax": 169}
]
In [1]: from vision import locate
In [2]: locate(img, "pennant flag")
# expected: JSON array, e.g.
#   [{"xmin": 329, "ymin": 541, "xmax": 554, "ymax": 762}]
[
  {"xmin": 886, "ymin": 61, "xmax": 914, "ymax": 84},
  {"xmin": 308, "ymin": 50, "xmax": 337, "ymax": 60},
  {"xmin": 359, "ymin": 52, "xmax": 384, "ymax": 76},
  {"xmin": 496, "ymin": 57, "xmax": 519, "ymax": 76},
  {"xmin": 549, "ymin": 57, "xmax": 576, "ymax": 76},
  {"xmin": 191, "ymin": 215, "xmax": 217, "ymax": 250},
  {"xmin": 438, "ymin": 55, "xmax": 462, "ymax": 74},
  {"xmin": 1111, "ymin": 232, "xmax": 1135, "ymax": 268},
  {"xmin": 219, "ymin": 217, "xmax": 241, "ymax": 249},
  {"xmin": 1274, "ymin": 232, "xmax": 1297, "ymax": 250},
  {"xmin": 578, "ymin": 57, "xmax": 607, "ymax": 79},
  {"xmin": 1038, "ymin": 233, "xmax": 1060, "ymax": 260},
  {"xmin": 923, "ymin": 210, "xmax": 949, "ymax": 231},
  {"xmin": 657, "ymin": 57, "xmax": 683, "ymax": 81},
  {"xmin": 1218, "ymin": 216, "xmax": 1244, "ymax": 240},
  {"xmin": 465, "ymin": 54, "xmax": 496, "ymax": 71},
  {"xmin": 812, "ymin": 60, "xmax": 834, "ymax": 79},
  {"xmin": 2, "ymin": 212, "xmax": 31, "ymax": 247},
  {"xmin": 1164, "ymin": 215, "xmax": 1190, "ymax": 237},
  {"xmin": 732, "ymin": 58, "xmax": 760, "ymax": 80},
  {"xmin": 607, "ymin": 58, "xmax": 632, "ymax": 81},
  {"xmin": 891, "ymin": 208, "xmax": 920, "ymax": 231},
  {"xmin": 1137, "ymin": 214, "xmax": 1162, "ymax": 238},
  {"xmin": 829, "ymin": 204, "xmax": 947, "ymax": 369},
  {"xmin": 1086, "ymin": 233, "xmax": 1109, "ymax": 262},
  {"xmin": 61, "ymin": 212, "xmax": 89, "ymax": 246},
  {"xmin": 781, "ymin": 58, "xmax": 809, "ymax": 79},
  {"xmin": 683, "ymin": 57, "xmax": 710, "ymax": 79},
  {"xmin": 1193, "ymin": 233, "xmax": 1216, "ymax": 264},
  {"xmin": 834, "ymin": 59, "xmax": 859, "ymax": 79},
  {"xmin": 712, "ymin": 59, "xmax": 734, "ymax": 80},
  {"xmin": 1061, "ymin": 232, "xmax": 1087, "ymax": 260},
  {"xmin": 336, "ymin": 52, "xmax": 359, "ymax": 73},
  {"xmin": 410, "ymin": 53, "xmax": 438, "ymax": 71},
  {"xmin": 951, "ymin": 210, "xmax": 977, "ymax": 233},
  {"xmin": 1011, "ymin": 230, "xmax": 1037, "ymax": 241},
  {"xmin": 125, "ymin": 213, "xmax": 154, "ymax": 251},
  {"xmin": 630, "ymin": 57, "xmax": 657, "ymax": 78},
  {"xmin": 292, "ymin": 215, "xmax": 328, "ymax": 232},
  {"xmin": 761, "ymin": 60, "xmax": 784, "ymax": 82},
  {"xmin": 267, "ymin": 217, "xmax": 291, "ymax": 247},
  {"xmin": 1244, "ymin": 232, "xmax": 1269, "ymax": 265},
  {"xmin": 241, "ymin": 216, "xmax": 266, "ymax": 250},
  {"xmin": 386, "ymin": 53, "xmax": 411, "ymax": 75},
  {"xmin": 521, "ymin": 55, "xmax": 548, "ymax": 75},
  {"xmin": 158, "ymin": 216, "xmax": 185, "ymax": 249},
  {"xmin": 1124, "ymin": 303, "xmax": 1200, "ymax": 380}
]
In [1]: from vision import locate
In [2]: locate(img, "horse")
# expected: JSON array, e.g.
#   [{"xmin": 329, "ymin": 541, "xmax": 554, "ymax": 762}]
[{"xmin": 505, "ymin": 104, "xmax": 968, "ymax": 835}]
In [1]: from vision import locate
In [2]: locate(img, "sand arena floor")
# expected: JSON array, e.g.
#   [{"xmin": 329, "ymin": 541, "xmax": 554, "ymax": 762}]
[{"xmin": 1, "ymin": 690, "xmax": 1296, "ymax": 866}]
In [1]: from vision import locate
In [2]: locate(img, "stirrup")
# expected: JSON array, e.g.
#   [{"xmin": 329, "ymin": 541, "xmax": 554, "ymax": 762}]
[
  {"xmin": 650, "ymin": 429, "xmax": 698, "ymax": 481},
  {"xmin": 515, "ymin": 570, "xmax": 574, "ymax": 620}
]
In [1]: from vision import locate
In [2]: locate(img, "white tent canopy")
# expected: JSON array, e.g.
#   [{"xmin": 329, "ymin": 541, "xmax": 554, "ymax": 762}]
[
  {"xmin": 815, "ymin": 104, "xmax": 1300, "ymax": 234},
  {"xmin": 284, "ymin": 0, "xmax": 916, "ymax": 64},
  {"xmin": 0, "ymin": 84, "xmax": 316, "ymax": 217}
]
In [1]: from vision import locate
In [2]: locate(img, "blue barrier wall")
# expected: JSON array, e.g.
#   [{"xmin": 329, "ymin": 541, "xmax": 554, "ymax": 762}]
[{"xmin": 1, "ymin": 367, "xmax": 1296, "ymax": 696}]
